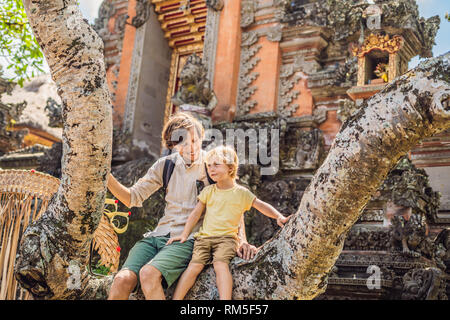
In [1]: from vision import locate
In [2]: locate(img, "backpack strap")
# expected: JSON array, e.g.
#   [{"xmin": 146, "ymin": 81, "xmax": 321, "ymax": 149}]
[
  {"xmin": 162, "ymin": 158, "xmax": 176, "ymax": 191},
  {"xmin": 204, "ymin": 162, "xmax": 216, "ymax": 185}
]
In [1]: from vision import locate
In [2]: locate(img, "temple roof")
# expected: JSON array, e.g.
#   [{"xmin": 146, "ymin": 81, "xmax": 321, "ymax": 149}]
[{"xmin": 0, "ymin": 74, "xmax": 62, "ymax": 140}]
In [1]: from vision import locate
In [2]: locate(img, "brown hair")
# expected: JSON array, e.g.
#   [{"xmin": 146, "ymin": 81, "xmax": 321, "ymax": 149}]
[{"xmin": 161, "ymin": 112, "xmax": 204, "ymax": 149}]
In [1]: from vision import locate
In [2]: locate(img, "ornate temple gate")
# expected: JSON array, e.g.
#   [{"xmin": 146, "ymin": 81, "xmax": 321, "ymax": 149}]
[{"xmin": 151, "ymin": 0, "xmax": 208, "ymax": 125}]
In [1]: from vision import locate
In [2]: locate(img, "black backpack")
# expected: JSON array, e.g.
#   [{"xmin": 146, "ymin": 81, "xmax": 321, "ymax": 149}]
[{"xmin": 162, "ymin": 149, "xmax": 215, "ymax": 195}]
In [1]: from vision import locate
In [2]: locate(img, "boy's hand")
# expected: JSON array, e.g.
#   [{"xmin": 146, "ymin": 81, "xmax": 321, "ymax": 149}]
[
  {"xmin": 237, "ymin": 242, "xmax": 259, "ymax": 260},
  {"xmin": 277, "ymin": 214, "xmax": 292, "ymax": 228},
  {"xmin": 166, "ymin": 235, "xmax": 187, "ymax": 245}
]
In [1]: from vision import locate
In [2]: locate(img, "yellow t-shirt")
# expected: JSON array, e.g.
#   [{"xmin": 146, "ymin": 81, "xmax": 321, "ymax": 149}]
[{"xmin": 195, "ymin": 184, "xmax": 256, "ymax": 238}]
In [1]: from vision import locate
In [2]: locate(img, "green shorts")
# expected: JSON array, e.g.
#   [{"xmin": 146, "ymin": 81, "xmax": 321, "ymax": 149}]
[{"xmin": 120, "ymin": 234, "xmax": 194, "ymax": 288}]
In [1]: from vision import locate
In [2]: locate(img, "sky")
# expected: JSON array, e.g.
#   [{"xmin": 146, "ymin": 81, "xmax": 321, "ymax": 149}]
[{"xmin": 1, "ymin": 0, "xmax": 449, "ymax": 78}]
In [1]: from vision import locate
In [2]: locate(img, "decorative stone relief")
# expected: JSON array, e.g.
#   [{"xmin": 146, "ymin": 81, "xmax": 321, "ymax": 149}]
[
  {"xmin": 278, "ymin": 54, "xmax": 319, "ymax": 117},
  {"xmin": 266, "ymin": 24, "xmax": 283, "ymax": 42},
  {"xmin": 44, "ymin": 98, "xmax": 63, "ymax": 128},
  {"xmin": 312, "ymin": 106, "xmax": 327, "ymax": 125},
  {"xmin": 282, "ymin": 128, "xmax": 324, "ymax": 170},
  {"xmin": 237, "ymin": 31, "xmax": 262, "ymax": 117},
  {"xmin": 206, "ymin": 0, "xmax": 224, "ymax": 11},
  {"xmin": 337, "ymin": 99, "xmax": 359, "ymax": 123},
  {"xmin": 203, "ymin": 1, "xmax": 222, "ymax": 85},
  {"xmin": 334, "ymin": 56, "xmax": 358, "ymax": 88},
  {"xmin": 401, "ymin": 268, "xmax": 447, "ymax": 300},
  {"xmin": 171, "ymin": 54, "xmax": 217, "ymax": 129},
  {"xmin": 241, "ymin": 0, "xmax": 256, "ymax": 28},
  {"xmin": 123, "ymin": 21, "xmax": 146, "ymax": 134},
  {"xmin": 132, "ymin": 0, "xmax": 151, "ymax": 28}
]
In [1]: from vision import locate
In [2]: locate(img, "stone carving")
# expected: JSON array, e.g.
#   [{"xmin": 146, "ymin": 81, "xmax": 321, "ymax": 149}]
[
  {"xmin": 92, "ymin": 1, "xmax": 128, "ymax": 84},
  {"xmin": 389, "ymin": 213, "xmax": 429, "ymax": 258},
  {"xmin": 278, "ymin": 55, "xmax": 319, "ymax": 117},
  {"xmin": 44, "ymin": 97, "xmax": 63, "ymax": 128},
  {"xmin": 171, "ymin": 54, "xmax": 217, "ymax": 129},
  {"xmin": 378, "ymin": 157, "xmax": 436, "ymax": 211},
  {"xmin": 203, "ymin": 0, "xmax": 222, "ymax": 86},
  {"xmin": 377, "ymin": 0, "xmax": 439, "ymax": 58},
  {"xmin": 237, "ymin": 32, "xmax": 262, "ymax": 117},
  {"xmin": 206, "ymin": 0, "xmax": 224, "ymax": 11},
  {"xmin": 0, "ymin": 71, "xmax": 28, "ymax": 154},
  {"xmin": 241, "ymin": 0, "xmax": 256, "ymax": 28},
  {"xmin": 344, "ymin": 227, "xmax": 390, "ymax": 251},
  {"xmin": 337, "ymin": 99, "xmax": 359, "ymax": 123},
  {"xmin": 401, "ymin": 268, "xmax": 447, "ymax": 300},
  {"xmin": 283, "ymin": 128, "xmax": 323, "ymax": 170},
  {"xmin": 417, "ymin": 15, "xmax": 440, "ymax": 58},
  {"xmin": 92, "ymin": 0, "xmax": 115, "ymax": 35},
  {"xmin": 132, "ymin": 0, "xmax": 151, "ymax": 28},
  {"xmin": 358, "ymin": 209, "xmax": 384, "ymax": 222},
  {"xmin": 278, "ymin": 0, "xmax": 438, "ymax": 59},
  {"xmin": 434, "ymin": 229, "xmax": 450, "ymax": 272},
  {"xmin": 312, "ymin": 106, "xmax": 327, "ymax": 125},
  {"xmin": 112, "ymin": 125, "xmax": 133, "ymax": 164},
  {"xmin": 334, "ymin": 57, "xmax": 358, "ymax": 88},
  {"xmin": 278, "ymin": 64, "xmax": 302, "ymax": 117},
  {"xmin": 266, "ymin": 25, "xmax": 283, "ymax": 42}
]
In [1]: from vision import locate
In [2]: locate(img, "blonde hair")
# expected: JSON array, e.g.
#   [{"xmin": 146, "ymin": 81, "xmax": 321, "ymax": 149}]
[
  {"xmin": 206, "ymin": 145, "xmax": 239, "ymax": 179},
  {"xmin": 161, "ymin": 112, "xmax": 204, "ymax": 149}
]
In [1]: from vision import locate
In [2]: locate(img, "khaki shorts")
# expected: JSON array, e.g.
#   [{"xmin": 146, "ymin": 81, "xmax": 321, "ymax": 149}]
[{"xmin": 191, "ymin": 236, "xmax": 238, "ymax": 265}]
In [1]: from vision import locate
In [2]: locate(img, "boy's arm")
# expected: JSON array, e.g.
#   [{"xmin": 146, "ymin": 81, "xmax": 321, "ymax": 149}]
[
  {"xmin": 167, "ymin": 201, "xmax": 206, "ymax": 244},
  {"xmin": 237, "ymin": 214, "xmax": 259, "ymax": 260},
  {"xmin": 252, "ymin": 198, "xmax": 291, "ymax": 227}
]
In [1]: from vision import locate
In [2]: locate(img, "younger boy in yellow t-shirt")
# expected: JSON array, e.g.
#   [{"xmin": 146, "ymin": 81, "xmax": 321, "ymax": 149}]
[{"xmin": 167, "ymin": 145, "xmax": 291, "ymax": 300}]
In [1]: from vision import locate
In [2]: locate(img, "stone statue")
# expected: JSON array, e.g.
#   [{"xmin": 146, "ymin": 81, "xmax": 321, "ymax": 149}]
[
  {"xmin": 284, "ymin": 128, "xmax": 323, "ymax": 170},
  {"xmin": 171, "ymin": 53, "xmax": 217, "ymax": 130},
  {"xmin": 45, "ymin": 97, "xmax": 63, "ymax": 128}
]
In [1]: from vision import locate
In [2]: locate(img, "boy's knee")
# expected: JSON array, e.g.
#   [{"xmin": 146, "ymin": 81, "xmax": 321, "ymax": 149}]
[
  {"xmin": 213, "ymin": 261, "xmax": 229, "ymax": 271},
  {"xmin": 188, "ymin": 263, "xmax": 205, "ymax": 274}
]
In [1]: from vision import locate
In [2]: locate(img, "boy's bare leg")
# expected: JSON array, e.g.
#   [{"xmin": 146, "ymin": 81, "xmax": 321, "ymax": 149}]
[
  {"xmin": 173, "ymin": 262, "xmax": 204, "ymax": 300},
  {"xmin": 213, "ymin": 261, "xmax": 233, "ymax": 300},
  {"xmin": 108, "ymin": 270, "xmax": 138, "ymax": 300},
  {"xmin": 139, "ymin": 265, "xmax": 166, "ymax": 300}
]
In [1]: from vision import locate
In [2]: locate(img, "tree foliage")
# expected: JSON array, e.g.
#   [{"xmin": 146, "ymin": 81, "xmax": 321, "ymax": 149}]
[{"xmin": 0, "ymin": 0, "xmax": 44, "ymax": 85}]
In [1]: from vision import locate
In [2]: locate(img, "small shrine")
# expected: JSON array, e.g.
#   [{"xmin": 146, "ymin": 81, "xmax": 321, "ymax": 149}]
[{"xmin": 347, "ymin": 4, "xmax": 422, "ymax": 102}]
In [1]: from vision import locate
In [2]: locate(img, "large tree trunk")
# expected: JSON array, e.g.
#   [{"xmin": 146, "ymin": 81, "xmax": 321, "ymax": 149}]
[
  {"xmin": 14, "ymin": 0, "xmax": 113, "ymax": 299},
  {"xmin": 14, "ymin": 1, "xmax": 449, "ymax": 300}
]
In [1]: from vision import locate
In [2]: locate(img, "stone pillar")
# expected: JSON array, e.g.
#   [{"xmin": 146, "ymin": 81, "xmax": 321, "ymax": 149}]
[{"xmin": 211, "ymin": 0, "xmax": 243, "ymax": 123}]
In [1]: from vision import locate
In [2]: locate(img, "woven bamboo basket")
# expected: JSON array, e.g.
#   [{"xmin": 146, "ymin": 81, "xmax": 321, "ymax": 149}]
[{"xmin": 0, "ymin": 169, "xmax": 124, "ymax": 300}]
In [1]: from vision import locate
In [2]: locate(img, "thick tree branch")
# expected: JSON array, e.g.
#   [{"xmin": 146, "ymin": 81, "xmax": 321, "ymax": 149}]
[{"xmin": 187, "ymin": 52, "xmax": 450, "ymax": 300}]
